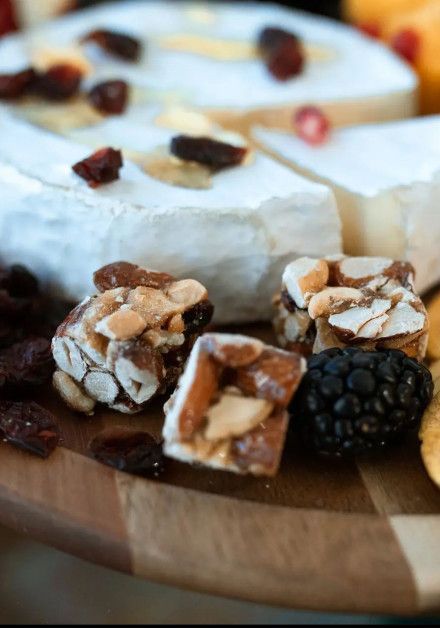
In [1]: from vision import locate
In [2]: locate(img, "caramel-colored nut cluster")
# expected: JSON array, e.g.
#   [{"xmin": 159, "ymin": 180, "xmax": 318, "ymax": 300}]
[
  {"xmin": 163, "ymin": 333, "xmax": 306, "ymax": 477},
  {"xmin": 273, "ymin": 256, "xmax": 428, "ymax": 361},
  {"xmin": 52, "ymin": 262, "xmax": 213, "ymax": 414}
]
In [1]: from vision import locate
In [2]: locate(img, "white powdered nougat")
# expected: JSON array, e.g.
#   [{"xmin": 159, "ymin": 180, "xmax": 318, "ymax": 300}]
[{"xmin": 255, "ymin": 116, "xmax": 440, "ymax": 293}]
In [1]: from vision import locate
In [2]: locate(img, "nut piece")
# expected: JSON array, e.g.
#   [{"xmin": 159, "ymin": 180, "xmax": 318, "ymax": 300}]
[
  {"xmin": 167, "ymin": 279, "xmax": 208, "ymax": 307},
  {"xmin": 204, "ymin": 393, "xmax": 274, "ymax": 441},
  {"xmin": 282, "ymin": 257, "xmax": 329, "ymax": 308},
  {"xmin": 95, "ymin": 308, "xmax": 147, "ymax": 341},
  {"xmin": 334, "ymin": 257, "xmax": 393, "ymax": 287},
  {"xmin": 427, "ymin": 292, "xmax": 440, "ymax": 360},
  {"xmin": 163, "ymin": 333, "xmax": 305, "ymax": 477},
  {"xmin": 328, "ymin": 299, "xmax": 391, "ymax": 340},
  {"xmin": 53, "ymin": 370, "xmax": 96, "ymax": 415},
  {"xmin": 308, "ymin": 287, "xmax": 365, "ymax": 320},
  {"xmin": 52, "ymin": 262, "xmax": 213, "ymax": 415}
]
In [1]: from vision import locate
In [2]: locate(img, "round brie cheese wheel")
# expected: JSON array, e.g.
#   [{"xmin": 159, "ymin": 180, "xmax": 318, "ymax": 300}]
[{"xmin": 0, "ymin": 0, "xmax": 418, "ymax": 131}]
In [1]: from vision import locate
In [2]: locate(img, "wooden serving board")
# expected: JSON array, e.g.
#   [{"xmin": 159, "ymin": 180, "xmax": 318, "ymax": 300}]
[{"xmin": 0, "ymin": 323, "xmax": 440, "ymax": 616}]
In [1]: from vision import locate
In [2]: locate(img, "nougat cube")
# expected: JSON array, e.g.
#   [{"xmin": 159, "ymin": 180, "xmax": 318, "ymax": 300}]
[{"xmin": 163, "ymin": 333, "xmax": 306, "ymax": 476}]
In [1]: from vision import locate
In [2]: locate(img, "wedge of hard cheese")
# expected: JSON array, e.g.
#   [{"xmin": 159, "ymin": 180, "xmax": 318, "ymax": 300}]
[{"xmin": 254, "ymin": 115, "xmax": 440, "ymax": 293}]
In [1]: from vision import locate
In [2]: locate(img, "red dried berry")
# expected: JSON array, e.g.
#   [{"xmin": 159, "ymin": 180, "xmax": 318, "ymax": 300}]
[
  {"xmin": 357, "ymin": 22, "xmax": 381, "ymax": 39},
  {"xmin": 88, "ymin": 79, "xmax": 129, "ymax": 115},
  {"xmin": 0, "ymin": 0, "xmax": 17, "ymax": 36},
  {"xmin": 0, "ymin": 68, "xmax": 37, "ymax": 99},
  {"xmin": 0, "ymin": 337, "xmax": 53, "ymax": 390},
  {"xmin": 72, "ymin": 147, "xmax": 123, "ymax": 188},
  {"xmin": 294, "ymin": 106, "xmax": 331, "ymax": 146},
  {"xmin": 0, "ymin": 401, "xmax": 60, "ymax": 458},
  {"xmin": 81, "ymin": 29, "xmax": 142, "ymax": 61},
  {"xmin": 93, "ymin": 261, "xmax": 174, "ymax": 292},
  {"xmin": 391, "ymin": 29, "xmax": 420, "ymax": 64},
  {"xmin": 258, "ymin": 26, "xmax": 304, "ymax": 81},
  {"xmin": 89, "ymin": 428, "xmax": 164, "ymax": 476},
  {"xmin": 0, "ymin": 264, "xmax": 39, "ymax": 298},
  {"xmin": 170, "ymin": 135, "xmax": 247, "ymax": 171},
  {"xmin": 35, "ymin": 63, "xmax": 83, "ymax": 100}
]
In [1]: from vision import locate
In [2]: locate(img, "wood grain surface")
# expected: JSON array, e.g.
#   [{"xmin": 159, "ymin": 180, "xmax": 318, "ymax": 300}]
[{"xmin": 0, "ymin": 324, "xmax": 439, "ymax": 615}]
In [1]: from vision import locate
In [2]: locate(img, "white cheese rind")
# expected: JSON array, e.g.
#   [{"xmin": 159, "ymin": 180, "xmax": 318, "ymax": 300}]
[
  {"xmin": 0, "ymin": 0, "xmax": 417, "ymax": 128},
  {"xmin": 255, "ymin": 116, "xmax": 440, "ymax": 293},
  {"xmin": 0, "ymin": 110, "xmax": 341, "ymax": 323}
]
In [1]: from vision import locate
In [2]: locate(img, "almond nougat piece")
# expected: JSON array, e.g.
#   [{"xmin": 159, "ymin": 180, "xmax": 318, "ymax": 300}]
[
  {"xmin": 273, "ymin": 256, "xmax": 429, "ymax": 361},
  {"xmin": 163, "ymin": 333, "xmax": 306, "ymax": 477},
  {"xmin": 52, "ymin": 262, "xmax": 213, "ymax": 414}
]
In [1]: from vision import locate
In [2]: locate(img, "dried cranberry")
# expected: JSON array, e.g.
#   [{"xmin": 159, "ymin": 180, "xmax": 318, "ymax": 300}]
[
  {"xmin": 72, "ymin": 147, "xmax": 123, "ymax": 188},
  {"xmin": 81, "ymin": 29, "xmax": 142, "ymax": 61},
  {"xmin": 89, "ymin": 428, "xmax": 164, "ymax": 476},
  {"xmin": 0, "ymin": 337, "xmax": 53, "ymax": 391},
  {"xmin": 170, "ymin": 136, "xmax": 247, "ymax": 171},
  {"xmin": 258, "ymin": 27, "xmax": 304, "ymax": 80},
  {"xmin": 391, "ymin": 29, "xmax": 420, "ymax": 64},
  {"xmin": 357, "ymin": 22, "xmax": 381, "ymax": 39},
  {"xmin": 0, "ymin": 401, "xmax": 60, "ymax": 458},
  {"xmin": 0, "ymin": 68, "xmax": 37, "ymax": 99},
  {"xmin": 294, "ymin": 105, "xmax": 331, "ymax": 146},
  {"xmin": 0, "ymin": 0, "xmax": 17, "ymax": 36},
  {"xmin": 88, "ymin": 79, "xmax": 129, "ymax": 115},
  {"xmin": 35, "ymin": 63, "xmax": 82, "ymax": 100}
]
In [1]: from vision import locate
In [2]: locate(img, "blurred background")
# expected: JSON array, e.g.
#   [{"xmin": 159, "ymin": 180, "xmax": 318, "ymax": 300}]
[{"xmin": 0, "ymin": 0, "xmax": 439, "ymax": 624}]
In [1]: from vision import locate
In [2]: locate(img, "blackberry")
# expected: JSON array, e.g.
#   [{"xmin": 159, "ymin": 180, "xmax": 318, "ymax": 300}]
[{"xmin": 293, "ymin": 348, "xmax": 433, "ymax": 456}]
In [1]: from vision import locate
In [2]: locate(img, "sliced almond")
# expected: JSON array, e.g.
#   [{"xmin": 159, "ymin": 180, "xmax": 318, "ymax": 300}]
[
  {"xmin": 167, "ymin": 313, "xmax": 185, "ymax": 334},
  {"xmin": 31, "ymin": 44, "xmax": 93, "ymax": 74},
  {"xmin": 134, "ymin": 146, "xmax": 212, "ymax": 190},
  {"xmin": 204, "ymin": 393, "xmax": 274, "ymax": 441},
  {"xmin": 313, "ymin": 318, "xmax": 346, "ymax": 354},
  {"xmin": 19, "ymin": 99, "xmax": 102, "ymax": 134},
  {"xmin": 282, "ymin": 257, "xmax": 329, "ymax": 309},
  {"xmin": 334, "ymin": 256, "xmax": 393, "ymax": 287},
  {"xmin": 328, "ymin": 299, "xmax": 391, "ymax": 339},
  {"xmin": 83, "ymin": 369, "xmax": 119, "ymax": 404},
  {"xmin": 203, "ymin": 334, "xmax": 264, "ymax": 368},
  {"xmin": 52, "ymin": 336, "xmax": 88, "ymax": 382},
  {"xmin": 53, "ymin": 370, "xmax": 95, "ymax": 415},
  {"xmin": 356, "ymin": 314, "xmax": 389, "ymax": 340},
  {"xmin": 155, "ymin": 106, "xmax": 217, "ymax": 136},
  {"xmin": 167, "ymin": 279, "xmax": 208, "ymax": 308},
  {"xmin": 109, "ymin": 340, "xmax": 163, "ymax": 404},
  {"xmin": 95, "ymin": 308, "xmax": 147, "ymax": 341},
  {"xmin": 308, "ymin": 287, "xmax": 364, "ymax": 320},
  {"xmin": 376, "ymin": 302, "xmax": 426, "ymax": 340}
]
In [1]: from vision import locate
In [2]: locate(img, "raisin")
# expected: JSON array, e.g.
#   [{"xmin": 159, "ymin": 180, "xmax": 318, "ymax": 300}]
[
  {"xmin": 34, "ymin": 63, "xmax": 83, "ymax": 100},
  {"xmin": 89, "ymin": 427, "xmax": 164, "ymax": 476},
  {"xmin": 0, "ymin": 337, "xmax": 53, "ymax": 391},
  {"xmin": 0, "ymin": 0, "xmax": 17, "ymax": 37},
  {"xmin": 93, "ymin": 261, "xmax": 174, "ymax": 292},
  {"xmin": 88, "ymin": 79, "xmax": 129, "ymax": 115},
  {"xmin": 294, "ymin": 106, "xmax": 331, "ymax": 146},
  {"xmin": 72, "ymin": 147, "xmax": 123, "ymax": 188},
  {"xmin": 0, "ymin": 401, "xmax": 60, "ymax": 458},
  {"xmin": 258, "ymin": 27, "xmax": 304, "ymax": 80},
  {"xmin": 0, "ymin": 264, "xmax": 39, "ymax": 298},
  {"xmin": 182, "ymin": 300, "xmax": 214, "ymax": 334},
  {"xmin": 81, "ymin": 29, "xmax": 142, "ymax": 61},
  {"xmin": 0, "ymin": 68, "xmax": 37, "ymax": 99},
  {"xmin": 170, "ymin": 136, "xmax": 247, "ymax": 171}
]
